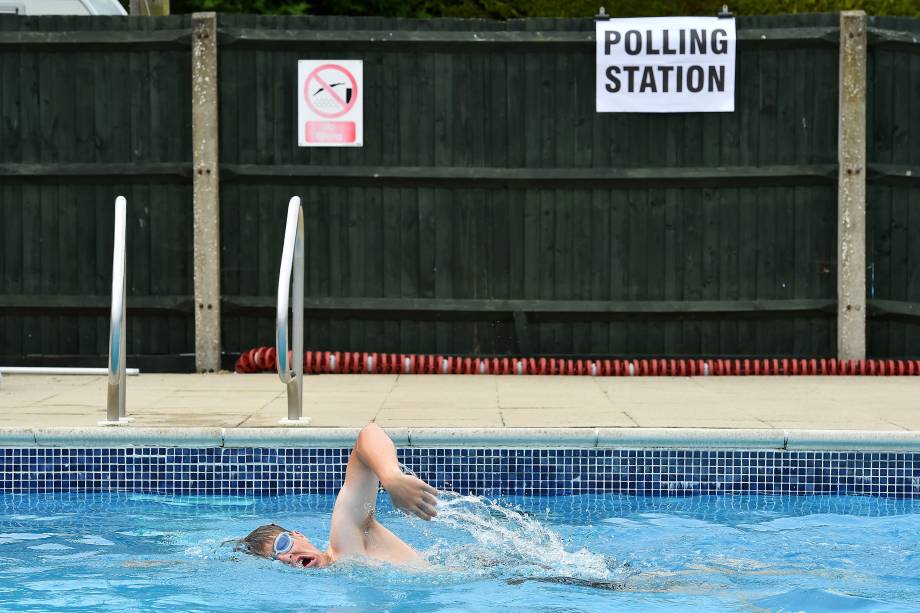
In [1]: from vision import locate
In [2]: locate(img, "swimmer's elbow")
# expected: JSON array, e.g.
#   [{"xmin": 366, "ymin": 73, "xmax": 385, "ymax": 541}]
[{"xmin": 356, "ymin": 423, "xmax": 384, "ymax": 445}]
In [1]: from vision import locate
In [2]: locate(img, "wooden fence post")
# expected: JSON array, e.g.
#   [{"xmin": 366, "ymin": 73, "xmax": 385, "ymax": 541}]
[
  {"xmin": 192, "ymin": 12, "xmax": 221, "ymax": 373},
  {"xmin": 837, "ymin": 10, "xmax": 867, "ymax": 361}
]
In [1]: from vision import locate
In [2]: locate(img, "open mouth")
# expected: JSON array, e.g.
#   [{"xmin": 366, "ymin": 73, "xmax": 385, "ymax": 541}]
[{"xmin": 297, "ymin": 555, "xmax": 317, "ymax": 568}]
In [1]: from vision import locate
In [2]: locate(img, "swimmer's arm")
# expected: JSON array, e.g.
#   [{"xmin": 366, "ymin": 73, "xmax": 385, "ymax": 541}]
[
  {"xmin": 364, "ymin": 518, "xmax": 425, "ymax": 565},
  {"xmin": 352, "ymin": 424, "xmax": 438, "ymax": 521},
  {"xmin": 329, "ymin": 444, "xmax": 381, "ymax": 556},
  {"xmin": 328, "ymin": 450, "xmax": 419, "ymax": 563},
  {"xmin": 329, "ymin": 425, "xmax": 436, "ymax": 557}
]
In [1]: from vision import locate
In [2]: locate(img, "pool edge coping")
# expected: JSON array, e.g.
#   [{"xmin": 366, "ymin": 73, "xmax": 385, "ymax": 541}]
[{"xmin": 0, "ymin": 427, "xmax": 918, "ymax": 450}]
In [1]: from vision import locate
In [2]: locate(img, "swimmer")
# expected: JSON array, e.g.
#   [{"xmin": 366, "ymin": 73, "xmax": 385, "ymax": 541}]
[{"xmin": 240, "ymin": 424, "xmax": 438, "ymax": 569}]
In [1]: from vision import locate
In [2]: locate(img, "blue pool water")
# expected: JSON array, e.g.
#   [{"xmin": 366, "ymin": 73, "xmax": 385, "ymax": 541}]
[{"xmin": 0, "ymin": 493, "xmax": 917, "ymax": 612}]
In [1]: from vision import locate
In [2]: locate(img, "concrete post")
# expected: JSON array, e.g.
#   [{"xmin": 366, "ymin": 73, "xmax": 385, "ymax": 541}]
[
  {"xmin": 192, "ymin": 12, "xmax": 221, "ymax": 373},
  {"xmin": 129, "ymin": 0, "xmax": 170, "ymax": 16},
  {"xmin": 837, "ymin": 11, "xmax": 867, "ymax": 361}
]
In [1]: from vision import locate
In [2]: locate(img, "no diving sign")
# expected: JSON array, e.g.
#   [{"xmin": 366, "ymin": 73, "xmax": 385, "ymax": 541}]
[{"xmin": 297, "ymin": 60, "xmax": 363, "ymax": 147}]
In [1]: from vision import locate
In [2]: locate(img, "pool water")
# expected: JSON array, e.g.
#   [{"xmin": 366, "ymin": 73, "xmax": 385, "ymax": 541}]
[{"xmin": 0, "ymin": 492, "xmax": 917, "ymax": 612}]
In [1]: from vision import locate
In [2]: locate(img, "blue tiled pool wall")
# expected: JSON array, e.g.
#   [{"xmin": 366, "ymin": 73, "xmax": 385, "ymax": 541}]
[{"xmin": 0, "ymin": 448, "xmax": 917, "ymax": 498}]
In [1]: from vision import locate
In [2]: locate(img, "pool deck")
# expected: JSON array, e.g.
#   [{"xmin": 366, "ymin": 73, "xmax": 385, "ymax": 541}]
[{"xmin": 0, "ymin": 373, "xmax": 919, "ymax": 449}]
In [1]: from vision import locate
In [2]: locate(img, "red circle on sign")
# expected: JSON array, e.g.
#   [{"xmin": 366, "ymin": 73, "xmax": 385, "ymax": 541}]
[{"xmin": 304, "ymin": 64, "xmax": 358, "ymax": 119}]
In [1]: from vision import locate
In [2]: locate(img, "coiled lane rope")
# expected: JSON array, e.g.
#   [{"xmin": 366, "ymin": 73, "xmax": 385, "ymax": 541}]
[{"xmin": 234, "ymin": 348, "xmax": 920, "ymax": 376}]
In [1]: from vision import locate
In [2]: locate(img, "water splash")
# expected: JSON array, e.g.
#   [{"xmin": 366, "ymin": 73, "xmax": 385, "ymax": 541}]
[
  {"xmin": 422, "ymin": 491, "xmax": 631, "ymax": 585},
  {"xmin": 398, "ymin": 463, "xmax": 629, "ymax": 585}
]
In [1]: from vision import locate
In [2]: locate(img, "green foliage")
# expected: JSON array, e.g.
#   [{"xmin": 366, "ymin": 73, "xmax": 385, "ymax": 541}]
[
  {"xmin": 170, "ymin": 0, "xmax": 309, "ymax": 14},
  {"xmin": 509, "ymin": 0, "xmax": 920, "ymax": 18},
  {"xmin": 164, "ymin": 0, "xmax": 920, "ymax": 17}
]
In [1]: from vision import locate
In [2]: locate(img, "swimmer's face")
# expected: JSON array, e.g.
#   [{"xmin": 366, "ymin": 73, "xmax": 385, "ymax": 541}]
[{"xmin": 274, "ymin": 531, "xmax": 329, "ymax": 569}]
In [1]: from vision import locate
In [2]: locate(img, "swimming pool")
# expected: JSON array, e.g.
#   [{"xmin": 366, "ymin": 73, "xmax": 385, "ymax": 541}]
[
  {"xmin": 0, "ymin": 439, "xmax": 916, "ymax": 611},
  {"xmin": 0, "ymin": 492, "xmax": 917, "ymax": 612}
]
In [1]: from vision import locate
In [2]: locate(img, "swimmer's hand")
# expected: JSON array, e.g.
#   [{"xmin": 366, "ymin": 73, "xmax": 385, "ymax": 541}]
[{"xmin": 382, "ymin": 472, "xmax": 439, "ymax": 520}]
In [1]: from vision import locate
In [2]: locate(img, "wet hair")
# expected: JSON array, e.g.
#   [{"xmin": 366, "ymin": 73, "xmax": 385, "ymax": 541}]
[{"xmin": 241, "ymin": 523, "xmax": 290, "ymax": 558}]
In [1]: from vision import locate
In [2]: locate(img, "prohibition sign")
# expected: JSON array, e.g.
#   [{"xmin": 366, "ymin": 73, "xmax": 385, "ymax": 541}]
[{"xmin": 304, "ymin": 64, "xmax": 358, "ymax": 119}]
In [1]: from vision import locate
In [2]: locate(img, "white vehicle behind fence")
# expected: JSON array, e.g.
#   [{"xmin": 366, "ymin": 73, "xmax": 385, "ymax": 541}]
[{"xmin": 0, "ymin": 0, "xmax": 127, "ymax": 14}]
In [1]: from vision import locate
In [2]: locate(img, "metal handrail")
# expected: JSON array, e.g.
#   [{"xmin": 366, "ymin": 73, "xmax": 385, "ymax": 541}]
[
  {"xmin": 0, "ymin": 196, "xmax": 139, "ymax": 391},
  {"xmin": 104, "ymin": 195, "xmax": 128, "ymax": 424},
  {"xmin": 0, "ymin": 367, "xmax": 139, "ymax": 376},
  {"xmin": 276, "ymin": 196, "xmax": 309, "ymax": 424}
]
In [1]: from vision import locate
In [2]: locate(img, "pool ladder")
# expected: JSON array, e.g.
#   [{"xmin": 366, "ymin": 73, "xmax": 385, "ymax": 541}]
[
  {"xmin": 276, "ymin": 196, "xmax": 310, "ymax": 425},
  {"xmin": 100, "ymin": 196, "xmax": 133, "ymax": 425}
]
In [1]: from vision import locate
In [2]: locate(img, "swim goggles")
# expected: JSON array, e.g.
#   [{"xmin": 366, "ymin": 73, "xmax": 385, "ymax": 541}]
[{"xmin": 272, "ymin": 531, "xmax": 295, "ymax": 558}]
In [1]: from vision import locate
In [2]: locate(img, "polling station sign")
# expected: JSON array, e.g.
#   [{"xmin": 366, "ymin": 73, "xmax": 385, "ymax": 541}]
[
  {"xmin": 596, "ymin": 17, "xmax": 735, "ymax": 113},
  {"xmin": 298, "ymin": 60, "xmax": 364, "ymax": 146}
]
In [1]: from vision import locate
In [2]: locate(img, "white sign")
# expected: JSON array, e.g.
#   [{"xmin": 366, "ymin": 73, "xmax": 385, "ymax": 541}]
[
  {"xmin": 596, "ymin": 17, "xmax": 735, "ymax": 113},
  {"xmin": 297, "ymin": 60, "xmax": 363, "ymax": 147}
]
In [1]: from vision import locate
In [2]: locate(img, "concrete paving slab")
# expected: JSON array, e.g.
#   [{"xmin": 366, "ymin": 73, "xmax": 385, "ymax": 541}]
[
  {"xmin": 377, "ymin": 417, "xmax": 506, "ymax": 428},
  {"xmin": 382, "ymin": 395, "xmax": 499, "ymax": 410},
  {"xmin": 260, "ymin": 403, "xmax": 383, "ymax": 417},
  {"xmin": 242, "ymin": 404, "xmax": 380, "ymax": 427},
  {"xmin": 127, "ymin": 415, "xmax": 252, "ymax": 428},
  {"xmin": 632, "ymin": 418, "xmax": 774, "ymax": 429},
  {"xmin": 140, "ymin": 392, "xmax": 281, "ymax": 411},
  {"xmin": 500, "ymin": 409, "xmax": 635, "ymax": 428},
  {"xmin": 242, "ymin": 415, "xmax": 377, "ymax": 428},
  {"xmin": 390, "ymin": 374, "xmax": 492, "ymax": 387},
  {"xmin": 0, "ymin": 414, "xmax": 111, "ymax": 427},
  {"xmin": 378, "ymin": 406, "xmax": 498, "ymax": 417},
  {"xmin": 0, "ymin": 387, "xmax": 71, "ymax": 406},
  {"xmin": 383, "ymin": 376, "xmax": 497, "ymax": 410},
  {"xmin": 0, "ymin": 373, "xmax": 918, "ymax": 433},
  {"xmin": 378, "ymin": 414, "xmax": 504, "ymax": 427},
  {"xmin": 301, "ymin": 374, "xmax": 399, "ymax": 391},
  {"xmin": 497, "ymin": 399, "xmax": 612, "ymax": 411},
  {"xmin": 156, "ymin": 373, "xmax": 286, "ymax": 392},
  {"xmin": 620, "ymin": 403, "xmax": 758, "ymax": 416},
  {"xmin": 498, "ymin": 381, "xmax": 611, "ymax": 411},
  {"xmin": 759, "ymin": 420, "xmax": 910, "ymax": 430}
]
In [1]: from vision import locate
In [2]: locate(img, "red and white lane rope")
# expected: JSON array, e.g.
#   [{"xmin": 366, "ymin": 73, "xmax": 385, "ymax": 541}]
[{"xmin": 234, "ymin": 348, "xmax": 920, "ymax": 376}]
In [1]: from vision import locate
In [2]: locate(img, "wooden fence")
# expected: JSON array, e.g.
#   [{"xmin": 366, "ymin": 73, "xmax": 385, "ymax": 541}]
[{"xmin": 0, "ymin": 13, "xmax": 918, "ymax": 370}]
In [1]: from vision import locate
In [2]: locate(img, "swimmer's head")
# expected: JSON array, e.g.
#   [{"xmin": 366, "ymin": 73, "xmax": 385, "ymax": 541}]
[{"xmin": 242, "ymin": 523, "xmax": 331, "ymax": 569}]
